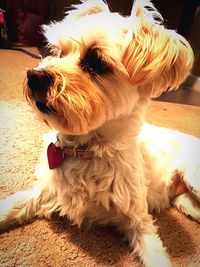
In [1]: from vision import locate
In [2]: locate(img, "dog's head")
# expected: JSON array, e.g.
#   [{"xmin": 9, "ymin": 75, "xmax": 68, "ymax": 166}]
[{"xmin": 24, "ymin": 0, "xmax": 194, "ymax": 135}]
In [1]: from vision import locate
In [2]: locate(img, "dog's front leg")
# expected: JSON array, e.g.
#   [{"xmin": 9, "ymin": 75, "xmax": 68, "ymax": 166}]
[
  {"xmin": 0, "ymin": 184, "xmax": 58, "ymax": 230},
  {"xmin": 119, "ymin": 214, "xmax": 171, "ymax": 267}
]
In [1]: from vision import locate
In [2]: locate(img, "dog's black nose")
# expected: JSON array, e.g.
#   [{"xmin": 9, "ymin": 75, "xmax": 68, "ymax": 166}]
[{"xmin": 27, "ymin": 68, "xmax": 53, "ymax": 92}]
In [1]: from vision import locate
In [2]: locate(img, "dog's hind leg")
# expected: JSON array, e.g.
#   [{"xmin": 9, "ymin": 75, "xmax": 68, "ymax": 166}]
[
  {"xmin": 169, "ymin": 169, "xmax": 200, "ymax": 223},
  {"xmin": 0, "ymin": 185, "xmax": 59, "ymax": 230},
  {"xmin": 172, "ymin": 135, "xmax": 200, "ymax": 222},
  {"xmin": 172, "ymin": 192, "xmax": 200, "ymax": 223}
]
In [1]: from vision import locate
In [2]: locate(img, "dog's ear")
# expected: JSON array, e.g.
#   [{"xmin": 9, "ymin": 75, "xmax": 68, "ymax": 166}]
[{"xmin": 122, "ymin": 0, "xmax": 194, "ymax": 97}]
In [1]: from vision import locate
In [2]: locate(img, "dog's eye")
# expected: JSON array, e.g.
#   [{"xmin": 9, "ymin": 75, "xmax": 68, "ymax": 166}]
[
  {"xmin": 81, "ymin": 48, "xmax": 111, "ymax": 74},
  {"xmin": 59, "ymin": 51, "xmax": 65, "ymax": 58}
]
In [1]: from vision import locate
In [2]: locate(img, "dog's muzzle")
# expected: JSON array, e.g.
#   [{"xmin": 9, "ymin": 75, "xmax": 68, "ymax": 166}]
[
  {"xmin": 27, "ymin": 68, "xmax": 56, "ymax": 114},
  {"xmin": 27, "ymin": 68, "xmax": 53, "ymax": 92}
]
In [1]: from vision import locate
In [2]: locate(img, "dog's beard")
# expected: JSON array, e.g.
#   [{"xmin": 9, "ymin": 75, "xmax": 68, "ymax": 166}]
[{"xmin": 35, "ymin": 101, "xmax": 57, "ymax": 114}]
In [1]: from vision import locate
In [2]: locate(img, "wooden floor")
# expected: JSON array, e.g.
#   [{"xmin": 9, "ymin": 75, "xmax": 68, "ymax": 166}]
[{"xmin": 156, "ymin": 74, "xmax": 200, "ymax": 106}]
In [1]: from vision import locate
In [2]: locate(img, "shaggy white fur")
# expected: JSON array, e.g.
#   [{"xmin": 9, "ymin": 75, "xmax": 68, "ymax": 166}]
[{"xmin": 0, "ymin": 1, "xmax": 199, "ymax": 266}]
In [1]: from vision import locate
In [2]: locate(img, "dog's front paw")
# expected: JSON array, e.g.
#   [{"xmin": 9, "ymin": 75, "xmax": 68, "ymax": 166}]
[
  {"xmin": 0, "ymin": 190, "xmax": 39, "ymax": 230},
  {"xmin": 124, "ymin": 222, "xmax": 172, "ymax": 267},
  {"xmin": 0, "ymin": 198, "xmax": 14, "ymax": 229},
  {"xmin": 143, "ymin": 249, "xmax": 172, "ymax": 267},
  {"xmin": 141, "ymin": 234, "xmax": 172, "ymax": 267}
]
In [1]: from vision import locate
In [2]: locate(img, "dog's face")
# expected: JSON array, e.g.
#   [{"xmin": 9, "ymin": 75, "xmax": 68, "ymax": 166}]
[{"xmin": 24, "ymin": 0, "xmax": 193, "ymax": 135}]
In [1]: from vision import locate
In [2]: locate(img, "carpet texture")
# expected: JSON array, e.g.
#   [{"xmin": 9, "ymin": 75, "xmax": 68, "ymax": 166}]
[{"xmin": 0, "ymin": 48, "xmax": 200, "ymax": 267}]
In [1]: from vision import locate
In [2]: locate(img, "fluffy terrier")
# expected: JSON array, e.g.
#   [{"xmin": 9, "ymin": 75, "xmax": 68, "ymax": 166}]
[{"xmin": 0, "ymin": 0, "xmax": 200, "ymax": 266}]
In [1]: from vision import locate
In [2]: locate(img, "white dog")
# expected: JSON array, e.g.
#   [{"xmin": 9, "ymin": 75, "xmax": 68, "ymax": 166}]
[{"xmin": 1, "ymin": 0, "xmax": 200, "ymax": 266}]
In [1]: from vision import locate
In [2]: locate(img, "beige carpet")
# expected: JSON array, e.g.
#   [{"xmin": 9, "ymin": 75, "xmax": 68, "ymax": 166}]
[{"xmin": 0, "ymin": 48, "xmax": 200, "ymax": 267}]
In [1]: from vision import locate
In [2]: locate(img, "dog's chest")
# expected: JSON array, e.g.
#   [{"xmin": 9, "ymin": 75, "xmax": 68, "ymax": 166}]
[
  {"xmin": 50, "ymin": 154, "xmax": 137, "ymax": 224},
  {"xmin": 52, "ymin": 157, "xmax": 114, "ymax": 207}
]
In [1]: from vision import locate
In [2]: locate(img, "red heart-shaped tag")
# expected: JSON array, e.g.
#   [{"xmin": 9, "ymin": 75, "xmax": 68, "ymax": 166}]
[{"xmin": 47, "ymin": 143, "xmax": 64, "ymax": 169}]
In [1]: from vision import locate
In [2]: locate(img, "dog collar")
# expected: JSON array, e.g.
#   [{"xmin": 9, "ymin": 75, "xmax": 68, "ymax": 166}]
[{"xmin": 47, "ymin": 142, "xmax": 94, "ymax": 169}]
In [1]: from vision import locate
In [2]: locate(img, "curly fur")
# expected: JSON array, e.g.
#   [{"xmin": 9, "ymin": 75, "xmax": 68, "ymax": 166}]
[{"xmin": 1, "ymin": 1, "xmax": 199, "ymax": 267}]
